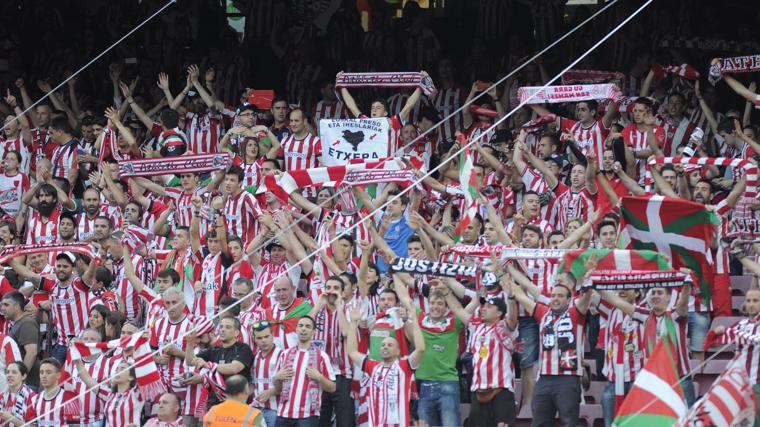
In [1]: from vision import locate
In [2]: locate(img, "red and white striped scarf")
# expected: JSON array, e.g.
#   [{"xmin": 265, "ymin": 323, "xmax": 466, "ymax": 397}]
[
  {"xmin": 258, "ymin": 158, "xmax": 413, "ymax": 202},
  {"xmin": 651, "ymin": 63, "xmax": 700, "ymax": 81},
  {"xmin": 118, "ymin": 152, "xmax": 230, "ymax": 177},
  {"xmin": 121, "ymin": 225, "xmax": 155, "ymax": 252},
  {"xmin": 63, "ymin": 335, "xmax": 166, "ymax": 400},
  {"xmin": 0, "ymin": 243, "xmax": 98, "ymax": 265},
  {"xmin": 335, "ymin": 72, "xmax": 437, "ymax": 98}
]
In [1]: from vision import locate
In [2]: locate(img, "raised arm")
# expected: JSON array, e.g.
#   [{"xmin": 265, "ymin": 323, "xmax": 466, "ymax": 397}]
[
  {"xmin": 121, "ymin": 82, "xmax": 154, "ymax": 130},
  {"xmin": 337, "ymin": 72, "xmax": 362, "ymax": 118},
  {"xmin": 722, "ymin": 74, "xmax": 758, "ymax": 104},
  {"xmin": 399, "ymin": 78, "xmax": 425, "ymax": 123},
  {"xmin": 345, "ymin": 306, "xmax": 367, "ymax": 365},
  {"xmin": 559, "ymin": 208, "xmax": 600, "ymax": 249},
  {"xmin": 156, "ymin": 72, "xmax": 176, "ymax": 107},
  {"xmin": 694, "ymin": 80, "xmax": 719, "ymax": 135},
  {"xmin": 613, "ymin": 161, "xmax": 646, "ymax": 196}
]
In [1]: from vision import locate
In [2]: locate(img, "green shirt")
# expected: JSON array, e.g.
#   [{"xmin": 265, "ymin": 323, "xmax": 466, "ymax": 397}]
[{"xmin": 415, "ymin": 312, "xmax": 464, "ymax": 381}]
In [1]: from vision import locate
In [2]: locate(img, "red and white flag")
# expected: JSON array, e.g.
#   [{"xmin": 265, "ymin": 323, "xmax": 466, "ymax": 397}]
[
  {"xmin": 651, "ymin": 63, "xmax": 700, "ymax": 81},
  {"xmin": 674, "ymin": 355, "xmax": 756, "ymax": 427}
]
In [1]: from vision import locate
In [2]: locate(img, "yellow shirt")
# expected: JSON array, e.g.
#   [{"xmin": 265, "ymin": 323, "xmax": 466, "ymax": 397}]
[{"xmin": 202, "ymin": 400, "xmax": 263, "ymax": 427}]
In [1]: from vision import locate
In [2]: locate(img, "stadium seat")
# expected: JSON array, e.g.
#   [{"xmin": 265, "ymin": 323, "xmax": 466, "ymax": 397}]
[
  {"xmin": 732, "ymin": 295, "xmax": 746, "ymax": 315},
  {"xmin": 585, "ymin": 359, "xmax": 597, "ymax": 380},
  {"xmin": 579, "ymin": 404, "xmax": 604, "ymax": 427},
  {"xmin": 460, "ymin": 403, "xmax": 470, "ymax": 426},
  {"xmin": 514, "ymin": 379, "xmax": 523, "ymax": 408},
  {"xmin": 693, "ymin": 373, "xmax": 718, "ymax": 397},
  {"xmin": 701, "ymin": 358, "xmax": 729, "ymax": 374},
  {"xmin": 730, "ymin": 275, "xmax": 753, "ymax": 296},
  {"xmin": 710, "ymin": 316, "xmax": 743, "ymax": 330},
  {"xmin": 584, "ymin": 381, "xmax": 606, "ymax": 404}
]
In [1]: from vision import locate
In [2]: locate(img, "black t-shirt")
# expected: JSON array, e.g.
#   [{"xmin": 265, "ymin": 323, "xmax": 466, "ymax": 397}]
[{"xmin": 198, "ymin": 341, "xmax": 255, "ymax": 383}]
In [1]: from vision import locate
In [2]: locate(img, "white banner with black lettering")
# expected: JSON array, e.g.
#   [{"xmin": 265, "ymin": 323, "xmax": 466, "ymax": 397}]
[{"xmin": 320, "ymin": 118, "xmax": 389, "ymax": 166}]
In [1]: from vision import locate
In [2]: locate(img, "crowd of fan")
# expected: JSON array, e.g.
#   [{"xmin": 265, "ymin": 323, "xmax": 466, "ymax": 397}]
[{"xmin": 0, "ymin": 2, "xmax": 759, "ymax": 427}]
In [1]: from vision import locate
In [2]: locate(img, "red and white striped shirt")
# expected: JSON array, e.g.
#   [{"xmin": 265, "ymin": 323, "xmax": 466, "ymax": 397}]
[
  {"xmin": 254, "ymin": 261, "xmax": 301, "ymax": 310},
  {"xmin": 42, "ymin": 277, "xmax": 90, "ymax": 346},
  {"xmin": 30, "ymin": 127, "xmax": 54, "ymax": 173},
  {"xmin": 312, "ymin": 101, "xmax": 347, "ymax": 134},
  {"xmin": 560, "ymin": 118, "xmax": 609, "ymax": 169},
  {"xmin": 185, "ymin": 111, "xmax": 224, "ymax": 154},
  {"xmin": 432, "ymin": 87, "xmax": 464, "ymax": 144},
  {"xmin": 111, "ymin": 255, "xmax": 144, "ymax": 322},
  {"xmin": 150, "ymin": 315, "xmax": 193, "ymax": 390},
  {"xmin": 0, "ymin": 332, "xmax": 20, "ymax": 372},
  {"xmin": 634, "ymin": 307, "xmax": 690, "ymax": 376},
  {"xmin": 0, "ymin": 135, "xmax": 32, "ymax": 174},
  {"xmin": 224, "ymin": 190, "xmax": 261, "ymax": 247},
  {"xmin": 275, "ymin": 346, "xmax": 335, "ymax": 419},
  {"xmin": 387, "ymin": 92, "xmax": 427, "ymax": 125},
  {"xmin": 239, "ymin": 305, "xmax": 265, "ymax": 348},
  {"xmin": 548, "ymin": 183, "xmax": 595, "ymax": 230},
  {"xmin": 621, "ymin": 124, "xmax": 666, "ymax": 185},
  {"xmin": 76, "ymin": 355, "xmax": 116, "ymax": 424},
  {"xmin": 0, "ymin": 172, "xmax": 29, "ymax": 216},
  {"xmin": 144, "ymin": 417, "xmax": 185, "ymax": 427},
  {"xmin": 281, "ymin": 132, "xmax": 321, "ymax": 172},
  {"xmin": 25, "ymin": 206, "xmax": 61, "ymax": 245},
  {"xmin": 313, "ymin": 304, "xmax": 352, "ymax": 377},
  {"xmin": 658, "ymin": 116, "xmax": 696, "ymax": 157},
  {"xmin": 468, "ymin": 318, "xmax": 517, "ymax": 391},
  {"xmin": 194, "ymin": 251, "xmax": 231, "ymax": 318},
  {"xmin": 232, "ymin": 156, "xmax": 264, "ymax": 190},
  {"xmin": 597, "ymin": 300, "xmax": 647, "ymax": 382},
  {"xmin": 0, "ymin": 383, "xmax": 36, "ymax": 427},
  {"xmin": 252, "ymin": 347, "xmax": 283, "ymax": 410},
  {"xmin": 75, "ymin": 213, "xmax": 99, "ymax": 242},
  {"xmin": 713, "ymin": 316, "xmax": 760, "ymax": 385},
  {"xmin": 164, "ymin": 187, "xmax": 210, "ymax": 230},
  {"xmin": 534, "ymin": 301, "xmax": 586, "ymax": 376},
  {"xmin": 103, "ymin": 388, "xmax": 144, "ymax": 427},
  {"xmin": 362, "ymin": 357, "xmax": 416, "ymax": 427},
  {"xmin": 26, "ymin": 387, "xmax": 77, "ymax": 427},
  {"xmin": 50, "ymin": 140, "xmax": 78, "ymax": 181}
]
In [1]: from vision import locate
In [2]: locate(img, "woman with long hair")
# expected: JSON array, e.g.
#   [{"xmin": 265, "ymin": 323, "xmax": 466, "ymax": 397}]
[
  {"xmin": 86, "ymin": 305, "xmax": 109, "ymax": 342},
  {"xmin": 231, "ymin": 128, "xmax": 281, "ymax": 192},
  {"xmin": 0, "ymin": 362, "xmax": 37, "ymax": 427},
  {"xmin": 75, "ymin": 359, "xmax": 144, "ymax": 427}
]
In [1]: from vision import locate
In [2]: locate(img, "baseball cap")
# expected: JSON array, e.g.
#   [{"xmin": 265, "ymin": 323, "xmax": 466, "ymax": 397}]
[
  {"xmin": 480, "ymin": 295, "xmax": 507, "ymax": 316},
  {"xmin": 56, "ymin": 251, "xmax": 77, "ymax": 265},
  {"xmin": 266, "ymin": 239, "xmax": 285, "ymax": 252}
]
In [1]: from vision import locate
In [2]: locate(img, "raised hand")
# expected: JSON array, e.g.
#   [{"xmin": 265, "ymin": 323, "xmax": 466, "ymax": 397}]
[
  {"xmin": 109, "ymin": 62, "xmax": 121, "ymax": 82},
  {"xmin": 187, "ymin": 64, "xmax": 200, "ymax": 83},
  {"xmin": 157, "ymin": 73, "xmax": 170, "ymax": 91},
  {"xmin": 118, "ymin": 81, "xmax": 132, "ymax": 98},
  {"xmin": 4, "ymin": 90, "xmax": 17, "ymax": 108}
]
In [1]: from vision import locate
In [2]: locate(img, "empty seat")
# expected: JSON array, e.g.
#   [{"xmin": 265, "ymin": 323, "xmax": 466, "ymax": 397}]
[
  {"xmin": 579, "ymin": 404, "xmax": 604, "ymax": 427},
  {"xmin": 584, "ymin": 381, "xmax": 607, "ymax": 405},
  {"xmin": 732, "ymin": 296, "xmax": 746, "ymax": 315},
  {"xmin": 710, "ymin": 316, "xmax": 743, "ymax": 331},
  {"xmin": 460, "ymin": 403, "xmax": 470, "ymax": 425},
  {"xmin": 694, "ymin": 373, "xmax": 718, "ymax": 397},
  {"xmin": 730, "ymin": 275, "xmax": 753, "ymax": 296},
  {"xmin": 701, "ymin": 358, "xmax": 730, "ymax": 375}
]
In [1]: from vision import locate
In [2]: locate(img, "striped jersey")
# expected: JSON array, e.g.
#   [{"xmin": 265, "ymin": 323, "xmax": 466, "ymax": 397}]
[
  {"xmin": 254, "ymin": 261, "xmax": 301, "ymax": 310},
  {"xmin": 468, "ymin": 318, "xmax": 518, "ymax": 391},
  {"xmin": 634, "ymin": 307, "xmax": 690, "ymax": 377},
  {"xmin": 313, "ymin": 304, "xmax": 352, "ymax": 377},
  {"xmin": 432, "ymin": 87, "xmax": 464, "ymax": 144},
  {"xmin": 194, "ymin": 251, "xmax": 232, "ymax": 318},
  {"xmin": 76, "ymin": 354, "xmax": 116, "ymax": 424},
  {"xmin": 25, "ymin": 206, "xmax": 61, "ymax": 245},
  {"xmin": 251, "ymin": 347, "xmax": 283, "ymax": 410},
  {"xmin": 111, "ymin": 255, "xmax": 144, "ymax": 322},
  {"xmin": 275, "ymin": 346, "xmax": 335, "ymax": 419},
  {"xmin": 42, "ymin": 277, "xmax": 90, "ymax": 346},
  {"xmin": 224, "ymin": 190, "xmax": 261, "ymax": 247},
  {"xmin": 658, "ymin": 115, "xmax": 696, "ymax": 157},
  {"xmin": 50, "ymin": 140, "xmax": 79, "ymax": 180},
  {"xmin": 712, "ymin": 316, "xmax": 760, "ymax": 385},
  {"xmin": 0, "ymin": 135, "xmax": 31, "ymax": 174},
  {"xmin": 0, "ymin": 383, "xmax": 36, "ymax": 426},
  {"xmin": 597, "ymin": 300, "xmax": 647, "ymax": 382},
  {"xmin": 149, "ymin": 315, "xmax": 194, "ymax": 390},
  {"xmin": 103, "ymin": 388, "xmax": 144, "ymax": 427},
  {"xmin": 362, "ymin": 358, "xmax": 416, "ymax": 427},
  {"xmin": 534, "ymin": 301, "xmax": 586, "ymax": 376},
  {"xmin": 548, "ymin": 183, "xmax": 595, "ymax": 230},
  {"xmin": 560, "ymin": 117, "xmax": 609, "ymax": 170},
  {"xmin": 26, "ymin": 387, "xmax": 78, "ymax": 427},
  {"xmin": 312, "ymin": 101, "xmax": 347, "ymax": 134},
  {"xmin": 185, "ymin": 111, "xmax": 224, "ymax": 154},
  {"xmin": 621, "ymin": 123, "xmax": 666, "ymax": 185}
]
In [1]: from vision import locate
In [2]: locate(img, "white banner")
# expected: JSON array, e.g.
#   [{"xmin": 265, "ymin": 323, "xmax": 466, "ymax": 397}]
[{"xmin": 320, "ymin": 118, "xmax": 389, "ymax": 166}]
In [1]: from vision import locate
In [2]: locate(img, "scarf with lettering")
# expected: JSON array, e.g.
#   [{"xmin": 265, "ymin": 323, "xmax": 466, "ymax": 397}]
[
  {"xmin": 0, "ymin": 243, "xmax": 98, "ymax": 265},
  {"xmin": 335, "ymin": 72, "xmax": 437, "ymax": 98},
  {"xmin": 517, "ymin": 84, "xmax": 621, "ymax": 105},
  {"xmin": 651, "ymin": 63, "xmax": 700, "ymax": 81},
  {"xmin": 709, "ymin": 54, "xmax": 760, "ymax": 85},
  {"xmin": 280, "ymin": 345, "xmax": 321, "ymax": 415},
  {"xmin": 388, "ymin": 257, "xmax": 498, "ymax": 289},
  {"xmin": 63, "ymin": 334, "xmax": 166, "ymax": 400},
  {"xmin": 444, "ymin": 245, "xmax": 567, "ymax": 260},
  {"xmin": 118, "ymin": 152, "xmax": 230, "ymax": 177},
  {"xmin": 590, "ymin": 270, "xmax": 687, "ymax": 290}
]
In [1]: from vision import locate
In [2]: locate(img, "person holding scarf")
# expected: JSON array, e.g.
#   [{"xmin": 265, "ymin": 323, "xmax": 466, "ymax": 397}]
[
  {"xmin": 272, "ymin": 315, "xmax": 336, "ymax": 426},
  {"xmin": 346, "ymin": 293, "xmax": 425, "ymax": 427},
  {"xmin": 513, "ymin": 256, "xmax": 597, "ymax": 427}
]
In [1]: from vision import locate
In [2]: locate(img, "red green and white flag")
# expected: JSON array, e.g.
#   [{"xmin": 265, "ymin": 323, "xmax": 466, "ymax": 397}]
[
  {"xmin": 556, "ymin": 248, "xmax": 674, "ymax": 280},
  {"xmin": 454, "ymin": 132, "xmax": 481, "ymax": 241},
  {"xmin": 674, "ymin": 355, "xmax": 756, "ymax": 427},
  {"xmin": 612, "ymin": 336, "xmax": 687, "ymax": 427},
  {"xmin": 619, "ymin": 195, "xmax": 719, "ymax": 305}
]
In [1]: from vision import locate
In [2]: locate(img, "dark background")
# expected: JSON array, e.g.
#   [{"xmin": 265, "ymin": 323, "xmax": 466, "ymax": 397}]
[{"xmin": 1, "ymin": 0, "xmax": 759, "ymax": 115}]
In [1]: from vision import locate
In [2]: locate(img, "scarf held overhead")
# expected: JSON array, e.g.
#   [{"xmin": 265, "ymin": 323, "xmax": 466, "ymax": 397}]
[
  {"xmin": 709, "ymin": 54, "xmax": 760, "ymax": 85},
  {"xmin": 335, "ymin": 72, "xmax": 437, "ymax": 97},
  {"xmin": 389, "ymin": 257, "xmax": 498, "ymax": 288},
  {"xmin": 517, "ymin": 84, "xmax": 621, "ymax": 104},
  {"xmin": 0, "ymin": 243, "xmax": 98, "ymax": 265},
  {"xmin": 118, "ymin": 152, "xmax": 230, "ymax": 177}
]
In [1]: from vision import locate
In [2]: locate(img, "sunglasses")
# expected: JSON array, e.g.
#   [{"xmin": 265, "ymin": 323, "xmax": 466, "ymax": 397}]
[{"xmin": 251, "ymin": 320, "xmax": 271, "ymax": 331}]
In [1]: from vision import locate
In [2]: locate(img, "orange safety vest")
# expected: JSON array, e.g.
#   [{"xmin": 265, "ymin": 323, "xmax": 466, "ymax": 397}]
[{"xmin": 202, "ymin": 400, "xmax": 262, "ymax": 427}]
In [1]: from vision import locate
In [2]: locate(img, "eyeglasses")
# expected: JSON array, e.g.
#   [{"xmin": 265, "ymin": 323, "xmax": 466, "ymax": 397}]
[{"xmin": 251, "ymin": 320, "xmax": 271, "ymax": 331}]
